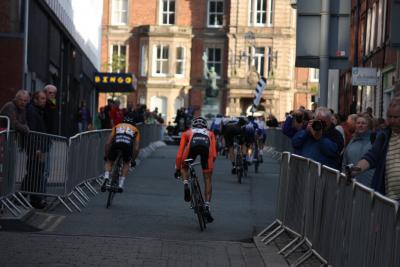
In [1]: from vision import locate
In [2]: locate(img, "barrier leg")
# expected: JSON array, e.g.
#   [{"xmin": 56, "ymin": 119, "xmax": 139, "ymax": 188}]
[
  {"xmin": 257, "ymin": 219, "xmax": 281, "ymax": 237},
  {"xmin": 262, "ymin": 227, "xmax": 285, "ymax": 245},
  {"xmin": 72, "ymin": 191, "xmax": 86, "ymax": 207},
  {"xmin": 291, "ymin": 249, "xmax": 313, "ymax": 267},
  {"xmin": 17, "ymin": 192, "xmax": 33, "ymax": 208},
  {"xmin": 261, "ymin": 224, "xmax": 283, "ymax": 242},
  {"xmin": 75, "ymin": 187, "xmax": 89, "ymax": 201},
  {"xmin": 1, "ymin": 199, "xmax": 19, "ymax": 216},
  {"xmin": 11, "ymin": 193, "xmax": 29, "ymax": 209},
  {"xmin": 278, "ymin": 236, "xmax": 301, "ymax": 255},
  {"xmin": 282, "ymin": 238, "xmax": 306, "ymax": 258},
  {"xmin": 58, "ymin": 196, "xmax": 73, "ymax": 213},
  {"xmin": 5, "ymin": 198, "xmax": 21, "ymax": 215},
  {"xmin": 84, "ymin": 182, "xmax": 97, "ymax": 196}
]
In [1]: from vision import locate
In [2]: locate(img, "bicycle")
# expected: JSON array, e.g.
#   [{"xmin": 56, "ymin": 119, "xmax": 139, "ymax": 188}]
[
  {"xmin": 253, "ymin": 141, "xmax": 260, "ymax": 173},
  {"xmin": 106, "ymin": 150, "xmax": 123, "ymax": 208},
  {"xmin": 184, "ymin": 158, "xmax": 207, "ymax": 231},
  {"xmin": 233, "ymin": 136, "xmax": 246, "ymax": 183}
]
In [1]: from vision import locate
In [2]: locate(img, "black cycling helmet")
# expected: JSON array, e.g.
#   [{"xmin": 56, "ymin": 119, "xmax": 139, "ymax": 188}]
[
  {"xmin": 123, "ymin": 116, "xmax": 135, "ymax": 125},
  {"xmin": 192, "ymin": 116, "xmax": 208, "ymax": 128}
]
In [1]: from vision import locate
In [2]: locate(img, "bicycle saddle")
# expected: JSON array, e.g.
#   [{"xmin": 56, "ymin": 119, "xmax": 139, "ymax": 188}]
[{"xmin": 184, "ymin": 158, "xmax": 194, "ymax": 164}]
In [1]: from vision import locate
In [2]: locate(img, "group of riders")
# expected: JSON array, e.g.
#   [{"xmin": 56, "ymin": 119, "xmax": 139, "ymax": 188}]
[{"xmin": 99, "ymin": 112, "xmax": 267, "ymax": 224}]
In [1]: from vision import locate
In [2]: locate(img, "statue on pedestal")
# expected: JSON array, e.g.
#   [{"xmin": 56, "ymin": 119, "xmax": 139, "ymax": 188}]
[{"xmin": 202, "ymin": 52, "xmax": 219, "ymax": 98}]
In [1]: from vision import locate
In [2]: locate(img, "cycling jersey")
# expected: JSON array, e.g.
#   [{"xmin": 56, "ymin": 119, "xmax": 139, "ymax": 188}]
[
  {"xmin": 210, "ymin": 117, "xmax": 223, "ymax": 134},
  {"xmin": 222, "ymin": 121, "xmax": 245, "ymax": 148},
  {"xmin": 243, "ymin": 121, "xmax": 259, "ymax": 145},
  {"xmin": 108, "ymin": 123, "xmax": 140, "ymax": 162},
  {"xmin": 176, "ymin": 128, "xmax": 216, "ymax": 173}
]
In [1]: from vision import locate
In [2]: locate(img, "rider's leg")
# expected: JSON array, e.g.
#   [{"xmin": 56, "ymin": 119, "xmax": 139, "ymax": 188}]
[
  {"xmin": 119, "ymin": 162, "xmax": 130, "ymax": 188},
  {"xmin": 203, "ymin": 171, "xmax": 212, "ymax": 203},
  {"xmin": 104, "ymin": 160, "xmax": 113, "ymax": 179}
]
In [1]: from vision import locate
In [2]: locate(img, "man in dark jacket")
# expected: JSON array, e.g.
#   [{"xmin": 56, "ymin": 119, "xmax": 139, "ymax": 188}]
[
  {"xmin": 43, "ymin": 84, "xmax": 59, "ymax": 135},
  {"xmin": 292, "ymin": 107, "xmax": 344, "ymax": 170},
  {"xmin": 352, "ymin": 97, "xmax": 400, "ymax": 200},
  {"xmin": 22, "ymin": 90, "xmax": 48, "ymax": 208},
  {"xmin": 0, "ymin": 90, "xmax": 30, "ymax": 133}
]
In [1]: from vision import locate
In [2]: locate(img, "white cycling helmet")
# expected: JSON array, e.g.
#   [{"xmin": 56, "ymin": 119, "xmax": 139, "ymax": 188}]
[{"xmin": 192, "ymin": 116, "xmax": 208, "ymax": 128}]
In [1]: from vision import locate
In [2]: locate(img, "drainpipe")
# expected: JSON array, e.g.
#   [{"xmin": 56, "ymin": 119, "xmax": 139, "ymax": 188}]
[{"xmin": 22, "ymin": 0, "xmax": 29, "ymax": 90}]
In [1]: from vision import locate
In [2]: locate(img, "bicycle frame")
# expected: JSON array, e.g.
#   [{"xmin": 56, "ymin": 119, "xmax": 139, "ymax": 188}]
[
  {"xmin": 184, "ymin": 159, "xmax": 207, "ymax": 231},
  {"xmin": 106, "ymin": 150, "xmax": 123, "ymax": 208}
]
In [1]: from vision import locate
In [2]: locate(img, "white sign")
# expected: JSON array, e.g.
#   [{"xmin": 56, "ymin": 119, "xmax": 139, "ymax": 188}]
[{"xmin": 352, "ymin": 67, "xmax": 378, "ymax": 86}]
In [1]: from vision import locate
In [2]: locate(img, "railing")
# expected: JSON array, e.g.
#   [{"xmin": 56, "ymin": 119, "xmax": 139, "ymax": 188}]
[
  {"xmin": 0, "ymin": 124, "xmax": 163, "ymax": 214},
  {"xmin": 258, "ymin": 128, "xmax": 400, "ymax": 266}
]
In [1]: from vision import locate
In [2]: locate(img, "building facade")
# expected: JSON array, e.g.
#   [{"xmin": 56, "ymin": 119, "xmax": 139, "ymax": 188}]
[
  {"xmin": 339, "ymin": 0, "xmax": 400, "ymax": 118},
  {"xmin": 0, "ymin": 0, "xmax": 102, "ymax": 136},
  {"xmin": 101, "ymin": 0, "xmax": 308, "ymax": 122}
]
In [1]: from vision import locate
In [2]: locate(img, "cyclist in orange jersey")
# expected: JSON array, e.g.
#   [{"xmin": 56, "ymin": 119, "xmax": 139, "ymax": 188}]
[{"xmin": 175, "ymin": 116, "xmax": 217, "ymax": 222}]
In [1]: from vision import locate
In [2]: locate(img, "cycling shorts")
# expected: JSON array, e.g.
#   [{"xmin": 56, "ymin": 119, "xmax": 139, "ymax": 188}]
[
  {"xmin": 223, "ymin": 124, "xmax": 244, "ymax": 148},
  {"xmin": 183, "ymin": 145, "xmax": 214, "ymax": 173},
  {"xmin": 107, "ymin": 142, "xmax": 132, "ymax": 163}
]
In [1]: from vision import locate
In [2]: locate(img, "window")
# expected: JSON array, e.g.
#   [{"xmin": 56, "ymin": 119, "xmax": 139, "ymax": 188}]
[
  {"xmin": 249, "ymin": 0, "xmax": 273, "ymax": 26},
  {"xmin": 365, "ymin": 9, "xmax": 371, "ymax": 54},
  {"xmin": 140, "ymin": 45, "xmax": 148, "ymax": 76},
  {"xmin": 377, "ymin": 0, "xmax": 383, "ymax": 46},
  {"xmin": 176, "ymin": 47, "xmax": 185, "ymax": 76},
  {"xmin": 160, "ymin": 0, "xmax": 175, "ymax": 25},
  {"xmin": 208, "ymin": 0, "xmax": 224, "ymax": 27},
  {"xmin": 248, "ymin": 47, "xmax": 265, "ymax": 76},
  {"xmin": 153, "ymin": 45, "xmax": 169, "ymax": 76},
  {"xmin": 206, "ymin": 48, "xmax": 222, "ymax": 77},
  {"xmin": 310, "ymin": 68, "xmax": 319, "ymax": 82},
  {"xmin": 370, "ymin": 3, "xmax": 377, "ymax": 51},
  {"xmin": 111, "ymin": 0, "xmax": 128, "ymax": 25},
  {"xmin": 109, "ymin": 45, "xmax": 126, "ymax": 73}
]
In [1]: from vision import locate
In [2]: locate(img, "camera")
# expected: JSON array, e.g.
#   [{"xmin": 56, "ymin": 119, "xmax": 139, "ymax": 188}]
[{"xmin": 311, "ymin": 120, "xmax": 325, "ymax": 131}]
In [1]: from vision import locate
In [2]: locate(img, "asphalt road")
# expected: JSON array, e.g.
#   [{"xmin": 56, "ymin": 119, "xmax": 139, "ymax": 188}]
[
  {"xmin": 51, "ymin": 145, "xmax": 280, "ymax": 241},
  {"xmin": 0, "ymin": 145, "xmax": 282, "ymax": 266}
]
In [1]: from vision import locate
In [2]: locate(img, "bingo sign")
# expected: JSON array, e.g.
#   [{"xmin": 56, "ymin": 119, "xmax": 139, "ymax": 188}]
[
  {"xmin": 352, "ymin": 68, "xmax": 378, "ymax": 86},
  {"xmin": 94, "ymin": 72, "xmax": 136, "ymax": 93}
]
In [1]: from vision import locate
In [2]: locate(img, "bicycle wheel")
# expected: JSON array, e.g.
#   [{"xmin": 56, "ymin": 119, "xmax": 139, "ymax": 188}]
[
  {"xmin": 106, "ymin": 153, "xmax": 122, "ymax": 208},
  {"xmin": 254, "ymin": 147, "xmax": 259, "ymax": 173},
  {"xmin": 192, "ymin": 182, "xmax": 206, "ymax": 231}
]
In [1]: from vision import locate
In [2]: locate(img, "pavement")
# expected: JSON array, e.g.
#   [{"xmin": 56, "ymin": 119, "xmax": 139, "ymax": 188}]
[{"xmin": 0, "ymin": 145, "xmax": 289, "ymax": 266}]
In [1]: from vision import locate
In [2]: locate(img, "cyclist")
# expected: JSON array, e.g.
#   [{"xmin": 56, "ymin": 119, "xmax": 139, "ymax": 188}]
[
  {"xmin": 243, "ymin": 116, "xmax": 259, "ymax": 166},
  {"xmin": 255, "ymin": 115, "xmax": 267, "ymax": 162},
  {"xmin": 210, "ymin": 114, "xmax": 223, "ymax": 154},
  {"xmin": 175, "ymin": 116, "xmax": 216, "ymax": 223},
  {"xmin": 221, "ymin": 116, "xmax": 247, "ymax": 174},
  {"xmin": 101, "ymin": 116, "xmax": 140, "ymax": 193}
]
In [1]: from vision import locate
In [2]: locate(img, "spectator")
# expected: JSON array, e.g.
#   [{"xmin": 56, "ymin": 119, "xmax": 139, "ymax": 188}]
[
  {"xmin": 292, "ymin": 107, "xmax": 344, "ymax": 169},
  {"xmin": 311, "ymin": 102, "xmax": 318, "ymax": 114},
  {"xmin": 43, "ymin": 84, "xmax": 59, "ymax": 135},
  {"xmin": 166, "ymin": 121, "xmax": 175, "ymax": 136},
  {"xmin": 342, "ymin": 113, "xmax": 374, "ymax": 187},
  {"xmin": 266, "ymin": 114, "xmax": 279, "ymax": 127},
  {"xmin": 22, "ymin": 90, "xmax": 48, "ymax": 208},
  {"xmin": 100, "ymin": 99, "xmax": 114, "ymax": 129},
  {"xmin": 282, "ymin": 109, "xmax": 309, "ymax": 138},
  {"xmin": 110, "ymin": 100, "xmax": 124, "ymax": 127},
  {"xmin": 335, "ymin": 114, "xmax": 357, "ymax": 147},
  {"xmin": 352, "ymin": 97, "xmax": 400, "ymax": 200},
  {"xmin": 175, "ymin": 108, "xmax": 187, "ymax": 133},
  {"xmin": 366, "ymin": 107, "xmax": 374, "ymax": 118},
  {"xmin": 77, "ymin": 101, "xmax": 92, "ymax": 132},
  {"xmin": 0, "ymin": 89, "xmax": 30, "ymax": 134}
]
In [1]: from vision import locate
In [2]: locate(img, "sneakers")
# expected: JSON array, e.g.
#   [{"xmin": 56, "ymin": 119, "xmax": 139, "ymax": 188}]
[
  {"xmin": 184, "ymin": 184, "xmax": 191, "ymax": 202},
  {"xmin": 118, "ymin": 185, "xmax": 123, "ymax": 193},
  {"xmin": 204, "ymin": 206, "xmax": 214, "ymax": 223},
  {"xmin": 101, "ymin": 178, "xmax": 110, "ymax": 192}
]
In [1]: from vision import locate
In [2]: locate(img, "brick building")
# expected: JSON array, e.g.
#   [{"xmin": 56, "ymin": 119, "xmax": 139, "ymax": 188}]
[
  {"xmin": 101, "ymin": 0, "xmax": 311, "ymax": 122},
  {"xmin": 339, "ymin": 0, "xmax": 400, "ymax": 118}
]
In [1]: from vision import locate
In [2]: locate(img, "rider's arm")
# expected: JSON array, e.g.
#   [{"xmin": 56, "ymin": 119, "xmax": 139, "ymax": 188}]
[{"xmin": 175, "ymin": 131, "xmax": 189, "ymax": 170}]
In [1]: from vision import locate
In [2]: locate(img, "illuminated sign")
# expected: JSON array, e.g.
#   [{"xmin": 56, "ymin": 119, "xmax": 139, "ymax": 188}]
[{"xmin": 94, "ymin": 72, "xmax": 136, "ymax": 92}]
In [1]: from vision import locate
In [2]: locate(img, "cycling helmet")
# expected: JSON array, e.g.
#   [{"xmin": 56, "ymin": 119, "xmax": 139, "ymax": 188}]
[
  {"xmin": 192, "ymin": 116, "xmax": 208, "ymax": 128},
  {"xmin": 123, "ymin": 116, "xmax": 135, "ymax": 125}
]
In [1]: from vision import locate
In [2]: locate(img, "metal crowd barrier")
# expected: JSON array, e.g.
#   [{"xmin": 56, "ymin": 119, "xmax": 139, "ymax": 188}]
[
  {"xmin": 265, "ymin": 127, "xmax": 293, "ymax": 153},
  {"xmin": 1, "ymin": 124, "xmax": 163, "ymax": 215},
  {"xmin": 257, "ymin": 149, "xmax": 400, "ymax": 266}
]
